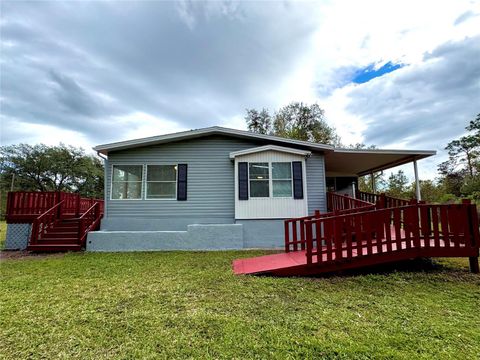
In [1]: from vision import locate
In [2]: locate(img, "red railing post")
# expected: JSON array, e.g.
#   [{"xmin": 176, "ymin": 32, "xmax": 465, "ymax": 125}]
[
  {"xmin": 75, "ymin": 193, "xmax": 81, "ymax": 217},
  {"xmin": 56, "ymin": 191, "xmax": 62, "ymax": 219},
  {"xmin": 284, "ymin": 220, "xmax": 290, "ymax": 253},
  {"xmin": 300, "ymin": 219, "xmax": 305, "ymax": 250},
  {"xmin": 305, "ymin": 220, "xmax": 313, "ymax": 265},
  {"xmin": 465, "ymin": 201, "xmax": 479, "ymax": 273}
]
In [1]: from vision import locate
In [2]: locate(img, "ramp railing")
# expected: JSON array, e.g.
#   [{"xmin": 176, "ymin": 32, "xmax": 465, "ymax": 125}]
[{"xmin": 303, "ymin": 201, "xmax": 480, "ymax": 272}]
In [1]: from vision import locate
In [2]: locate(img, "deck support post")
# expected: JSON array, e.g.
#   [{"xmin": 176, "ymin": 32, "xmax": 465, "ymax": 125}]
[
  {"xmin": 413, "ymin": 159, "xmax": 421, "ymax": 201},
  {"xmin": 469, "ymin": 257, "xmax": 479, "ymax": 274},
  {"xmin": 370, "ymin": 172, "xmax": 375, "ymax": 193}
]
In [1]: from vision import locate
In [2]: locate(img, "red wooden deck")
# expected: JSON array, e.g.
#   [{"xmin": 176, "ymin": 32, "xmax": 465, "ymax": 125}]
[
  {"xmin": 5, "ymin": 191, "xmax": 104, "ymax": 252},
  {"xmin": 234, "ymin": 193, "xmax": 480, "ymax": 276}
]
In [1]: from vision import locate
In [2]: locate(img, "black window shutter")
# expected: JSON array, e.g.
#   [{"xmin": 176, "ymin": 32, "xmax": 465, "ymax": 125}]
[
  {"xmin": 238, "ymin": 162, "xmax": 248, "ymax": 200},
  {"xmin": 177, "ymin": 164, "xmax": 188, "ymax": 201},
  {"xmin": 292, "ymin": 161, "xmax": 304, "ymax": 199}
]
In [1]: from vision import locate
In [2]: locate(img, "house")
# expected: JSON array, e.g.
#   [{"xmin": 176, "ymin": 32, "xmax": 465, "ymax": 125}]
[{"xmin": 87, "ymin": 126, "xmax": 436, "ymax": 251}]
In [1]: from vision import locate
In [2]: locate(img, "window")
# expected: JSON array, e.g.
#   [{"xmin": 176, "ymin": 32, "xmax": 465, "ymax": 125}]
[
  {"xmin": 111, "ymin": 165, "xmax": 143, "ymax": 199},
  {"xmin": 272, "ymin": 162, "xmax": 292, "ymax": 197},
  {"xmin": 146, "ymin": 165, "xmax": 177, "ymax": 199},
  {"xmin": 249, "ymin": 163, "xmax": 269, "ymax": 197}
]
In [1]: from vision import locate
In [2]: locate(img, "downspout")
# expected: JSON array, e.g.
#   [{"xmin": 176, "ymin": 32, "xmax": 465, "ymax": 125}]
[{"xmin": 97, "ymin": 151, "xmax": 108, "ymax": 219}]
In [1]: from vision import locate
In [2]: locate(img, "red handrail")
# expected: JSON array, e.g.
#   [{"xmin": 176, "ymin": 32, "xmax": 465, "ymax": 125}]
[
  {"xmin": 30, "ymin": 200, "xmax": 65, "ymax": 245},
  {"xmin": 78, "ymin": 202, "xmax": 102, "ymax": 247},
  {"xmin": 357, "ymin": 191, "xmax": 410, "ymax": 208},
  {"xmin": 327, "ymin": 192, "xmax": 374, "ymax": 212}
]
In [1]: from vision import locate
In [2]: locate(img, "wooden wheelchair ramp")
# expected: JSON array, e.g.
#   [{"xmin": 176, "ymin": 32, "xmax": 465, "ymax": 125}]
[{"xmin": 234, "ymin": 202, "xmax": 480, "ymax": 276}]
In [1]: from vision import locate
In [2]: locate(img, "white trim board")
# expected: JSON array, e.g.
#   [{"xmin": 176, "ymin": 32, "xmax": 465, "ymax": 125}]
[{"xmin": 229, "ymin": 145, "xmax": 311, "ymax": 159}]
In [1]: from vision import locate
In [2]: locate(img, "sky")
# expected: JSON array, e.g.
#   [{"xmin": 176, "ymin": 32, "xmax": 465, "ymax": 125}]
[{"xmin": 1, "ymin": 0, "xmax": 479, "ymax": 181}]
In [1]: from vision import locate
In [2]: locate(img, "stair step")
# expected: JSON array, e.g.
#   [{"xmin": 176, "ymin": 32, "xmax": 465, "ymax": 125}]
[
  {"xmin": 39, "ymin": 237, "xmax": 79, "ymax": 243},
  {"xmin": 62, "ymin": 218, "xmax": 81, "ymax": 223},
  {"xmin": 51, "ymin": 227, "xmax": 79, "ymax": 232},
  {"xmin": 42, "ymin": 232, "xmax": 78, "ymax": 238},
  {"xmin": 27, "ymin": 244, "xmax": 82, "ymax": 252}
]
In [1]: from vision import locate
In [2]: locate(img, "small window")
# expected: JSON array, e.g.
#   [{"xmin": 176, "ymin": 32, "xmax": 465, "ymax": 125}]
[
  {"xmin": 146, "ymin": 165, "xmax": 177, "ymax": 199},
  {"xmin": 111, "ymin": 165, "xmax": 143, "ymax": 199},
  {"xmin": 272, "ymin": 162, "xmax": 292, "ymax": 197},
  {"xmin": 249, "ymin": 162, "xmax": 269, "ymax": 197}
]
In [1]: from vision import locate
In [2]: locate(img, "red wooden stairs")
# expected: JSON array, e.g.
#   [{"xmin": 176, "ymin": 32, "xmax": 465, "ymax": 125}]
[
  {"xmin": 6, "ymin": 191, "xmax": 104, "ymax": 252},
  {"xmin": 27, "ymin": 218, "xmax": 83, "ymax": 252}
]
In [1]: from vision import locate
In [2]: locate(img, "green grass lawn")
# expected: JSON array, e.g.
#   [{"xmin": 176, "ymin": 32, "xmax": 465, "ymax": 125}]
[
  {"xmin": 1, "ymin": 251, "xmax": 479, "ymax": 359},
  {"xmin": 0, "ymin": 220, "xmax": 6, "ymax": 249}
]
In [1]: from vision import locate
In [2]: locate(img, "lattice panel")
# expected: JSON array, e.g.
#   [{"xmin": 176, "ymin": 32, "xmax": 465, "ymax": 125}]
[{"xmin": 5, "ymin": 223, "xmax": 32, "ymax": 250}]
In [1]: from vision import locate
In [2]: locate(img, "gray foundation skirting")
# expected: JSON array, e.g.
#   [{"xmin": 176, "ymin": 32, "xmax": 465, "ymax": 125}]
[{"xmin": 87, "ymin": 224, "xmax": 244, "ymax": 252}]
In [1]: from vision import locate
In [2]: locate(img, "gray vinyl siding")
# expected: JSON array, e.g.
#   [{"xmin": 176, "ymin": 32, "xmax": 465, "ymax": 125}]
[
  {"xmin": 106, "ymin": 135, "xmax": 259, "ymax": 220},
  {"xmin": 105, "ymin": 135, "xmax": 327, "ymax": 222},
  {"xmin": 306, "ymin": 152, "xmax": 327, "ymax": 214}
]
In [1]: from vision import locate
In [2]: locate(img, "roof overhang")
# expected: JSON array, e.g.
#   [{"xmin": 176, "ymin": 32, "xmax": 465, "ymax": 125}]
[
  {"xmin": 229, "ymin": 145, "xmax": 311, "ymax": 159},
  {"xmin": 94, "ymin": 126, "xmax": 334, "ymax": 155},
  {"xmin": 325, "ymin": 149, "xmax": 436, "ymax": 176}
]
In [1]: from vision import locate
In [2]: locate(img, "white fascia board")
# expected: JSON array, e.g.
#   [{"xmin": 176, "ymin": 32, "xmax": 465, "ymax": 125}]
[
  {"xmin": 93, "ymin": 126, "xmax": 333, "ymax": 155},
  {"xmin": 229, "ymin": 145, "xmax": 311, "ymax": 159},
  {"xmin": 333, "ymin": 148, "xmax": 437, "ymax": 156}
]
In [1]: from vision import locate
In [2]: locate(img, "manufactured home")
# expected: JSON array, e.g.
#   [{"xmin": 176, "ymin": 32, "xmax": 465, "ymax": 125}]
[{"xmin": 84, "ymin": 126, "xmax": 435, "ymax": 251}]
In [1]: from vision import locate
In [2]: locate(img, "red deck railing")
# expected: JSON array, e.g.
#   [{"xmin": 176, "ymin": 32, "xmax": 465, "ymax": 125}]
[
  {"xmin": 303, "ymin": 201, "xmax": 480, "ymax": 269},
  {"xmin": 327, "ymin": 192, "xmax": 374, "ymax": 212},
  {"xmin": 78, "ymin": 202, "xmax": 103, "ymax": 247},
  {"xmin": 357, "ymin": 190, "xmax": 410, "ymax": 208},
  {"xmin": 6, "ymin": 191, "xmax": 104, "ymax": 223},
  {"xmin": 285, "ymin": 192, "xmax": 375, "ymax": 252},
  {"xmin": 6, "ymin": 191, "xmax": 104, "ymax": 250}
]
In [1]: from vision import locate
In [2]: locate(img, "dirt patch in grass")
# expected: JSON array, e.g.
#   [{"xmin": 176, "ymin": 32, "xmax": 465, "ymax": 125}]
[{"xmin": 0, "ymin": 250, "xmax": 66, "ymax": 261}]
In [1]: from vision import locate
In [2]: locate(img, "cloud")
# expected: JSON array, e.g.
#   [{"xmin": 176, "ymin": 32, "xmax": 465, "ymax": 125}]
[
  {"xmin": 1, "ymin": 1, "xmax": 324, "ymax": 146},
  {"xmin": 323, "ymin": 35, "xmax": 480, "ymax": 180},
  {"xmin": 1, "ymin": 0, "xmax": 480, "ymax": 181},
  {"xmin": 345, "ymin": 36, "xmax": 480, "ymax": 149},
  {"xmin": 454, "ymin": 10, "xmax": 478, "ymax": 25}
]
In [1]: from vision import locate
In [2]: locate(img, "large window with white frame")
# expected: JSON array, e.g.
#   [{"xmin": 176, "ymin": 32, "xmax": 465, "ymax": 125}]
[
  {"xmin": 272, "ymin": 162, "xmax": 292, "ymax": 197},
  {"xmin": 146, "ymin": 165, "xmax": 177, "ymax": 199},
  {"xmin": 248, "ymin": 162, "xmax": 293, "ymax": 198},
  {"xmin": 111, "ymin": 165, "xmax": 143, "ymax": 200},
  {"xmin": 249, "ymin": 162, "xmax": 269, "ymax": 197}
]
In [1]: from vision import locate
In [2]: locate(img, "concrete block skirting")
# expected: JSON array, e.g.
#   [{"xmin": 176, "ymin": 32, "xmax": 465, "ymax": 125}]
[{"xmin": 87, "ymin": 224, "xmax": 244, "ymax": 252}]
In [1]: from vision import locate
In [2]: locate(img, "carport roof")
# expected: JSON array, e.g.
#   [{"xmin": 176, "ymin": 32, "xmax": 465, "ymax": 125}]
[{"xmin": 325, "ymin": 148, "xmax": 436, "ymax": 176}]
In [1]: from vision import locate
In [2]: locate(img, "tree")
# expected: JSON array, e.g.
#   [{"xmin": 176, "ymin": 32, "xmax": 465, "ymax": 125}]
[
  {"xmin": 0, "ymin": 144, "xmax": 104, "ymax": 198},
  {"xmin": 466, "ymin": 113, "xmax": 480, "ymax": 134},
  {"xmin": 437, "ymin": 113, "xmax": 480, "ymax": 199},
  {"xmin": 245, "ymin": 102, "xmax": 340, "ymax": 145},
  {"xmin": 406, "ymin": 180, "xmax": 443, "ymax": 203},
  {"xmin": 385, "ymin": 170, "xmax": 409, "ymax": 198},
  {"xmin": 445, "ymin": 137, "xmax": 479, "ymax": 177},
  {"xmin": 245, "ymin": 108, "xmax": 271, "ymax": 135}
]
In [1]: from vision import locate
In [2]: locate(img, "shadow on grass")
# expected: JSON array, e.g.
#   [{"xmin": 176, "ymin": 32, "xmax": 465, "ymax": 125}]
[{"xmin": 309, "ymin": 257, "xmax": 472, "ymax": 279}]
